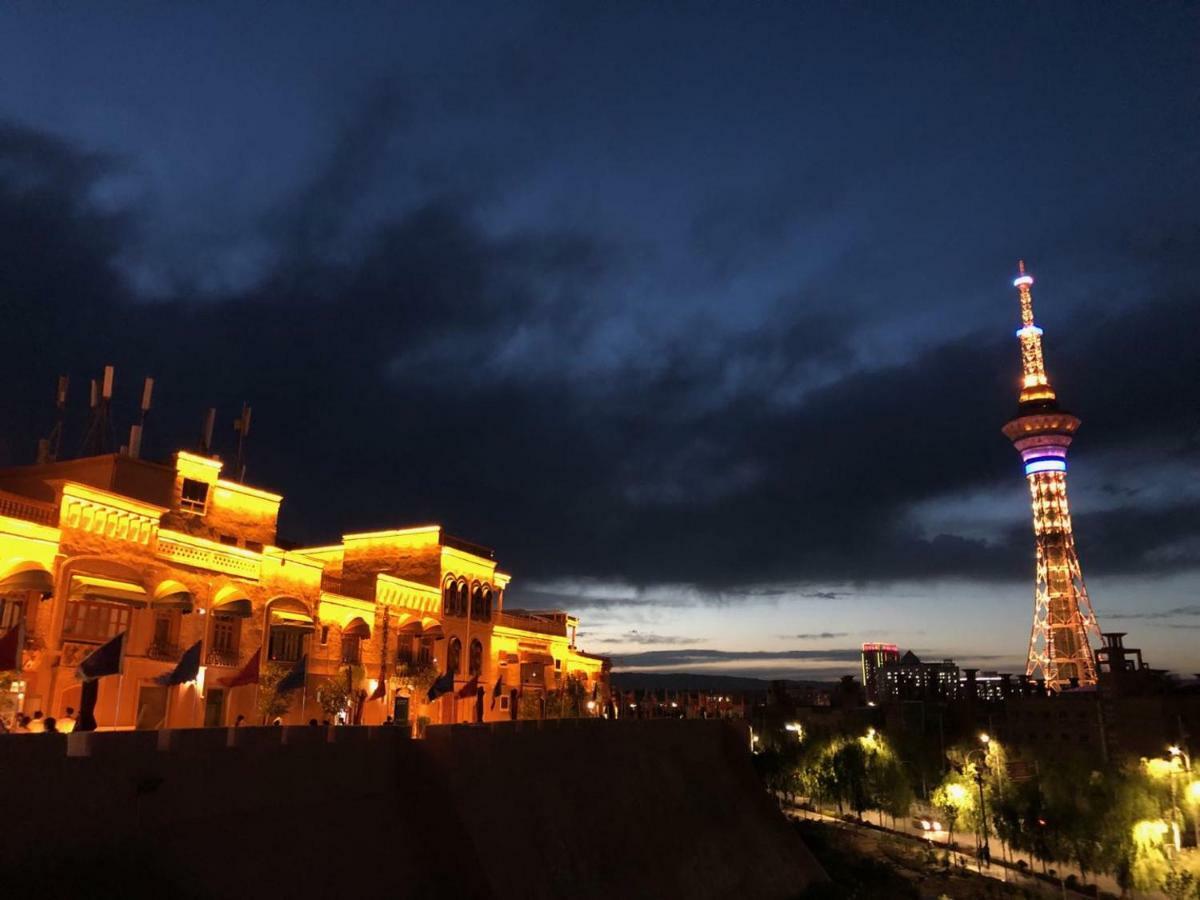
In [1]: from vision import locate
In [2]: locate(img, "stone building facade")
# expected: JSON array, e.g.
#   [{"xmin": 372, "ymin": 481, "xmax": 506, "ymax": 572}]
[{"xmin": 0, "ymin": 449, "xmax": 607, "ymax": 729}]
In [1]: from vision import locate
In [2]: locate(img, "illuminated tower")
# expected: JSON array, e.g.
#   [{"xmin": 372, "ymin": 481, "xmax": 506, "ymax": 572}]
[{"xmin": 1001, "ymin": 261, "xmax": 1100, "ymax": 689}]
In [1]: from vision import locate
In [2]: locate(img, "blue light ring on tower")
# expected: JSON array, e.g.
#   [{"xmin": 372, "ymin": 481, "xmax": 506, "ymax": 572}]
[{"xmin": 1024, "ymin": 457, "xmax": 1067, "ymax": 476}]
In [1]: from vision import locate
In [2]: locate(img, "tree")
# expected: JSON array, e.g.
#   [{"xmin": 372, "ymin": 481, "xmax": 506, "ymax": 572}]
[
  {"xmin": 829, "ymin": 739, "xmax": 871, "ymax": 818},
  {"xmin": 315, "ymin": 671, "xmax": 351, "ymax": 721},
  {"xmin": 931, "ymin": 777, "xmax": 972, "ymax": 848},
  {"xmin": 256, "ymin": 663, "xmax": 294, "ymax": 723}
]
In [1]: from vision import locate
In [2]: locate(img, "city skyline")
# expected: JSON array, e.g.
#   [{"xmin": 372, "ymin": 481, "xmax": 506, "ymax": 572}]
[{"xmin": 1, "ymin": 4, "xmax": 1198, "ymax": 680}]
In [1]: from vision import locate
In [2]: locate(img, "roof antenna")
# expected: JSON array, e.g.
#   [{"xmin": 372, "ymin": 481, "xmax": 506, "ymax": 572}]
[
  {"xmin": 36, "ymin": 375, "xmax": 70, "ymax": 464},
  {"xmin": 233, "ymin": 402, "xmax": 252, "ymax": 481},
  {"xmin": 127, "ymin": 377, "xmax": 154, "ymax": 460},
  {"xmin": 200, "ymin": 407, "xmax": 216, "ymax": 456},
  {"xmin": 79, "ymin": 366, "xmax": 115, "ymax": 457}
]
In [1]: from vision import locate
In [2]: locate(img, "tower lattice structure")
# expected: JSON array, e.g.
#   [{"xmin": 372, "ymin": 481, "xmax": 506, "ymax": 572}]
[{"xmin": 1001, "ymin": 261, "xmax": 1101, "ymax": 689}]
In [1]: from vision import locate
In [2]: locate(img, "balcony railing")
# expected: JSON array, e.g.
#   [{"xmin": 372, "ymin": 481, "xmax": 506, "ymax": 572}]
[
  {"xmin": 495, "ymin": 612, "xmax": 566, "ymax": 637},
  {"xmin": 206, "ymin": 647, "xmax": 241, "ymax": 668},
  {"xmin": 0, "ymin": 489, "xmax": 58, "ymax": 527},
  {"xmin": 146, "ymin": 641, "xmax": 182, "ymax": 662}
]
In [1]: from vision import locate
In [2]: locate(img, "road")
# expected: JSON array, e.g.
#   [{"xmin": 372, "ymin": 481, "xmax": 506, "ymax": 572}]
[{"xmin": 780, "ymin": 798, "xmax": 1165, "ymax": 900}]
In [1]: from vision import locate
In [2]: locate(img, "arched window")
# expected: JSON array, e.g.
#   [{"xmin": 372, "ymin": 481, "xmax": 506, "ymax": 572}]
[
  {"xmin": 457, "ymin": 580, "xmax": 468, "ymax": 617},
  {"xmin": 443, "ymin": 578, "xmax": 459, "ymax": 618},
  {"xmin": 480, "ymin": 587, "xmax": 492, "ymax": 622},
  {"xmin": 469, "ymin": 639, "xmax": 483, "ymax": 676},
  {"xmin": 471, "ymin": 583, "xmax": 483, "ymax": 619},
  {"xmin": 447, "ymin": 637, "xmax": 462, "ymax": 674}
]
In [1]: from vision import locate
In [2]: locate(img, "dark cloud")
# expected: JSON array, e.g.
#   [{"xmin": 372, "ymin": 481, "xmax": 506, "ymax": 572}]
[
  {"xmin": 593, "ymin": 632, "xmax": 706, "ymax": 646},
  {"xmin": 611, "ymin": 648, "xmax": 865, "ymax": 669},
  {"xmin": 0, "ymin": 14, "xmax": 1197, "ymax": 610},
  {"xmin": 1107, "ymin": 604, "xmax": 1200, "ymax": 622},
  {"xmin": 780, "ymin": 633, "xmax": 848, "ymax": 640}
]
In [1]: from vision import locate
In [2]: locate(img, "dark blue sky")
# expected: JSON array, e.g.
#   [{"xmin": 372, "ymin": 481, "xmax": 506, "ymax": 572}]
[{"xmin": 1, "ymin": 3, "xmax": 1197, "ymax": 678}]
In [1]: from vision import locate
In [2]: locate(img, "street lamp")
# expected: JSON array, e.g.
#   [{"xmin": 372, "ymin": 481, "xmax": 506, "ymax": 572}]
[
  {"xmin": 966, "ymin": 735, "xmax": 992, "ymax": 868},
  {"xmin": 1168, "ymin": 745, "xmax": 1196, "ymax": 851}
]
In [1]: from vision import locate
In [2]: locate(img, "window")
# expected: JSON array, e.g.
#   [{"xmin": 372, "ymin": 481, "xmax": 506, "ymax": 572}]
[
  {"xmin": 471, "ymin": 585, "xmax": 483, "ymax": 619},
  {"xmin": 245, "ymin": 540, "xmax": 263, "ymax": 553},
  {"xmin": 180, "ymin": 478, "xmax": 210, "ymax": 514},
  {"xmin": 210, "ymin": 614, "xmax": 240, "ymax": 662},
  {"xmin": 417, "ymin": 637, "xmax": 433, "ymax": 666},
  {"xmin": 469, "ymin": 639, "xmax": 483, "ymax": 676},
  {"xmin": 0, "ymin": 595, "xmax": 25, "ymax": 630},
  {"xmin": 219, "ymin": 534, "xmax": 237, "ymax": 546},
  {"xmin": 341, "ymin": 634, "xmax": 361, "ymax": 664},
  {"xmin": 443, "ymin": 580, "xmax": 466, "ymax": 618},
  {"xmin": 63, "ymin": 599, "xmax": 131, "ymax": 642},
  {"xmin": 319, "ymin": 625, "xmax": 330, "ymax": 645},
  {"xmin": 268, "ymin": 627, "xmax": 306, "ymax": 663},
  {"xmin": 447, "ymin": 637, "xmax": 462, "ymax": 674},
  {"xmin": 396, "ymin": 639, "xmax": 414, "ymax": 666}
]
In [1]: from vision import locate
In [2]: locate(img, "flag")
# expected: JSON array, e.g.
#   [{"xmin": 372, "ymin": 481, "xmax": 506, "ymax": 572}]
[
  {"xmin": 456, "ymin": 675, "xmax": 479, "ymax": 700},
  {"xmin": 276, "ymin": 654, "xmax": 307, "ymax": 694},
  {"xmin": 75, "ymin": 631, "xmax": 126, "ymax": 681},
  {"xmin": 490, "ymin": 675, "xmax": 503, "ymax": 709},
  {"xmin": 75, "ymin": 678, "xmax": 100, "ymax": 732},
  {"xmin": 0, "ymin": 621, "xmax": 23, "ymax": 671},
  {"xmin": 369, "ymin": 676, "xmax": 387, "ymax": 701},
  {"xmin": 427, "ymin": 670, "xmax": 454, "ymax": 702},
  {"xmin": 156, "ymin": 640, "xmax": 202, "ymax": 686},
  {"xmin": 218, "ymin": 646, "xmax": 262, "ymax": 688}
]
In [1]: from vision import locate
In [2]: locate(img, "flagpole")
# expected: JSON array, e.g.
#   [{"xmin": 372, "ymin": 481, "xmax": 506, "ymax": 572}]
[{"xmin": 114, "ymin": 672, "xmax": 125, "ymax": 730}]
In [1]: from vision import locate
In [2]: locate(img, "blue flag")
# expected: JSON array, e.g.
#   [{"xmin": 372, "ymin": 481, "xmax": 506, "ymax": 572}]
[
  {"xmin": 75, "ymin": 631, "xmax": 126, "ymax": 681},
  {"xmin": 427, "ymin": 670, "xmax": 454, "ymax": 702},
  {"xmin": 156, "ymin": 640, "xmax": 203, "ymax": 686},
  {"xmin": 276, "ymin": 654, "xmax": 307, "ymax": 694}
]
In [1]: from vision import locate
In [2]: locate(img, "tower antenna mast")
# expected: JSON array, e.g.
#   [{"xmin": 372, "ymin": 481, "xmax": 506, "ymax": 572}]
[
  {"xmin": 79, "ymin": 365, "xmax": 116, "ymax": 457},
  {"xmin": 36, "ymin": 375, "xmax": 69, "ymax": 464}
]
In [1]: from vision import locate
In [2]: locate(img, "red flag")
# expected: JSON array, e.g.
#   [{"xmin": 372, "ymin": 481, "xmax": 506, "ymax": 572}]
[
  {"xmin": 369, "ymin": 676, "xmax": 386, "ymax": 701},
  {"xmin": 218, "ymin": 646, "xmax": 261, "ymax": 688},
  {"xmin": 456, "ymin": 675, "xmax": 479, "ymax": 699},
  {"xmin": 0, "ymin": 622, "xmax": 22, "ymax": 672}
]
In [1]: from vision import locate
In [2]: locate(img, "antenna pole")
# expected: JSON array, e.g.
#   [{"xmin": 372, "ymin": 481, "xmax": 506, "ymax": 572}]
[
  {"xmin": 200, "ymin": 408, "xmax": 216, "ymax": 455},
  {"xmin": 233, "ymin": 403, "xmax": 252, "ymax": 481},
  {"xmin": 80, "ymin": 366, "xmax": 116, "ymax": 457}
]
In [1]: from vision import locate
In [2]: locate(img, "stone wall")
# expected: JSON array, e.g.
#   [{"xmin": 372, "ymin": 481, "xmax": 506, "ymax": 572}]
[{"xmin": 0, "ymin": 719, "xmax": 823, "ymax": 898}]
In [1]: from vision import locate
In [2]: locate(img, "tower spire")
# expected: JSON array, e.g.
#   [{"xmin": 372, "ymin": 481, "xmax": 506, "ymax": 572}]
[
  {"xmin": 1013, "ymin": 262, "xmax": 1056, "ymax": 406},
  {"xmin": 1001, "ymin": 260, "xmax": 1101, "ymax": 689}
]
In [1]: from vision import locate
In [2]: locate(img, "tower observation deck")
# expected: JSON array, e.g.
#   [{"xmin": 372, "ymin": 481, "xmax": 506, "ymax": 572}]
[{"xmin": 1001, "ymin": 261, "xmax": 1101, "ymax": 689}]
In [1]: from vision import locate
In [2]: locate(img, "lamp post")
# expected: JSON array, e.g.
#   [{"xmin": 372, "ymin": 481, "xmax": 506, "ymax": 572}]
[
  {"xmin": 1168, "ymin": 745, "xmax": 1195, "ymax": 851},
  {"xmin": 967, "ymin": 734, "xmax": 992, "ymax": 869}
]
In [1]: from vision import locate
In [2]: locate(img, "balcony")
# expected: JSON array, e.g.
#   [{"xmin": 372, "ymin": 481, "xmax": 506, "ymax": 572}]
[
  {"xmin": 146, "ymin": 641, "xmax": 182, "ymax": 662},
  {"xmin": 206, "ymin": 647, "xmax": 242, "ymax": 668},
  {"xmin": 156, "ymin": 530, "xmax": 261, "ymax": 580},
  {"xmin": 0, "ymin": 489, "xmax": 58, "ymax": 527},
  {"xmin": 495, "ymin": 612, "xmax": 566, "ymax": 638}
]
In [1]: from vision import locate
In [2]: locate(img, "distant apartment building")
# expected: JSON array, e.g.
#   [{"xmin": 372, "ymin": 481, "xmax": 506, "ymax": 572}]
[
  {"xmin": 860, "ymin": 642, "xmax": 899, "ymax": 704},
  {"xmin": 878, "ymin": 650, "xmax": 959, "ymax": 703}
]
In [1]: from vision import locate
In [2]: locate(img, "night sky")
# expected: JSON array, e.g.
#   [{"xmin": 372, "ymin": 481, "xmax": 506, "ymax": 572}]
[{"xmin": 2, "ymin": 3, "xmax": 1198, "ymax": 680}]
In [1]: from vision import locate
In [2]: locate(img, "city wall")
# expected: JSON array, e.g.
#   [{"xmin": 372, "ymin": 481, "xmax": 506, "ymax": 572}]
[{"xmin": 0, "ymin": 718, "xmax": 824, "ymax": 899}]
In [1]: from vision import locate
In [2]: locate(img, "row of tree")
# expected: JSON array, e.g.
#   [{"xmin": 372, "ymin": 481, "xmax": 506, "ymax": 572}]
[{"xmin": 757, "ymin": 725, "xmax": 1200, "ymax": 897}]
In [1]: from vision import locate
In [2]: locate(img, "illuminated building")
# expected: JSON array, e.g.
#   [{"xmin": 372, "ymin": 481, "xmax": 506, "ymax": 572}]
[
  {"xmin": 878, "ymin": 650, "xmax": 959, "ymax": 703},
  {"xmin": 1002, "ymin": 261, "xmax": 1101, "ymax": 689},
  {"xmin": 0, "ymin": 446, "xmax": 607, "ymax": 728},
  {"xmin": 860, "ymin": 642, "xmax": 899, "ymax": 703}
]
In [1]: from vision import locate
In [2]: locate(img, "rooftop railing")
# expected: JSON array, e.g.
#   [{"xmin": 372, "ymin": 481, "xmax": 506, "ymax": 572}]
[{"xmin": 0, "ymin": 490, "xmax": 58, "ymax": 527}]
